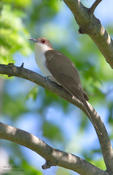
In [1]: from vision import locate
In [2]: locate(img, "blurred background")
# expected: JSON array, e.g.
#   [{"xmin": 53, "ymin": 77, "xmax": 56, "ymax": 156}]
[{"xmin": 0, "ymin": 0, "xmax": 113, "ymax": 174}]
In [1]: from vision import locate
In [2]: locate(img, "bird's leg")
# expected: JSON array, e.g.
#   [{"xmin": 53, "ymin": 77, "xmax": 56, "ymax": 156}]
[
  {"xmin": 45, "ymin": 76, "xmax": 61, "ymax": 86},
  {"xmin": 45, "ymin": 75, "xmax": 52, "ymax": 81}
]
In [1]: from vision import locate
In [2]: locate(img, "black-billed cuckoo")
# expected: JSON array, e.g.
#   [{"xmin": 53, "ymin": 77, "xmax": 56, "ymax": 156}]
[{"xmin": 30, "ymin": 37, "xmax": 90, "ymax": 114}]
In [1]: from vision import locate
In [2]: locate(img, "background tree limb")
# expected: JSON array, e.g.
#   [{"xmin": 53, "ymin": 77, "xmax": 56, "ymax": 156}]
[
  {"xmin": 90, "ymin": 0, "xmax": 102, "ymax": 14},
  {"xmin": 0, "ymin": 64, "xmax": 113, "ymax": 173},
  {"xmin": 0, "ymin": 122, "xmax": 109, "ymax": 175},
  {"xmin": 63, "ymin": 0, "xmax": 113, "ymax": 68}
]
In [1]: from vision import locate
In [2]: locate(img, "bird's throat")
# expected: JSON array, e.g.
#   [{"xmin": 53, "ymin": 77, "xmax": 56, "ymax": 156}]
[{"xmin": 35, "ymin": 46, "xmax": 56, "ymax": 83}]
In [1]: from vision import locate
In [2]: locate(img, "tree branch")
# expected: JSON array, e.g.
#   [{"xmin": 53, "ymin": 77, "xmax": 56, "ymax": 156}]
[
  {"xmin": 0, "ymin": 122, "xmax": 109, "ymax": 175},
  {"xmin": 63, "ymin": 0, "xmax": 113, "ymax": 68},
  {"xmin": 89, "ymin": 0, "xmax": 102, "ymax": 14},
  {"xmin": 0, "ymin": 64, "xmax": 113, "ymax": 173}
]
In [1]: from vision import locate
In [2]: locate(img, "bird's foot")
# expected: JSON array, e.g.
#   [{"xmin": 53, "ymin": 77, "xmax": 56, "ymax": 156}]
[{"xmin": 45, "ymin": 76, "xmax": 51, "ymax": 81}]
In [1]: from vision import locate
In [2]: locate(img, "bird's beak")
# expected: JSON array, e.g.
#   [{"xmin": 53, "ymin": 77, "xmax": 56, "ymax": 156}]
[{"xmin": 29, "ymin": 38, "xmax": 38, "ymax": 42}]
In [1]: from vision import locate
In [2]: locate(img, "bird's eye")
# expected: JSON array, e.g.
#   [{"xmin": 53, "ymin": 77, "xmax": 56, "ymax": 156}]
[{"xmin": 41, "ymin": 39, "xmax": 45, "ymax": 44}]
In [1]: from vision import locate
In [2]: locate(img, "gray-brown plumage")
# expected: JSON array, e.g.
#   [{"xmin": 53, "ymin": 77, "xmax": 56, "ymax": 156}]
[{"xmin": 45, "ymin": 50, "xmax": 88, "ymax": 102}]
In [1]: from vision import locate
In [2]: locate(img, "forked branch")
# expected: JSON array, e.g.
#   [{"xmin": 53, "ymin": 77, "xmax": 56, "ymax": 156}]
[
  {"xmin": 64, "ymin": 0, "xmax": 113, "ymax": 68},
  {"xmin": 89, "ymin": 0, "xmax": 102, "ymax": 14}
]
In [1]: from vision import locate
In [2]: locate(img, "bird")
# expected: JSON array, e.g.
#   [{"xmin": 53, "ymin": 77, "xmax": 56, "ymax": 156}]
[{"xmin": 30, "ymin": 37, "xmax": 90, "ymax": 114}]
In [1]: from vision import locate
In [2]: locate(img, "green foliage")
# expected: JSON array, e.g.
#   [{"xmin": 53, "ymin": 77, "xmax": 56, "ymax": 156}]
[
  {"xmin": 26, "ymin": 0, "xmax": 61, "ymax": 30},
  {"xmin": 20, "ymin": 160, "xmax": 42, "ymax": 175},
  {"xmin": 2, "ymin": 93, "xmax": 28, "ymax": 119},
  {"xmin": 26, "ymin": 86, "xmax": 38, "ymax": 100},
  {"xmin": 1, "ymin": 0, "xmax": 31, "ymax": 8},
  {"xmin": 91, "ymin": 159, "xmax": 106, "ymax": 170},
  {"xmin": 7, "ymin": 159, "xmax": 42, "ymax": 175},
  {"xmin": 0, "ymin": 3, "xmax": 31, "ymax": 64},
  {"xmin": 43, "ymin": 121, "xmax": 64, "ymax": 142},
  {"xmin": 56, "ymin": 167, "xmax": 71, "ymax": 175}
]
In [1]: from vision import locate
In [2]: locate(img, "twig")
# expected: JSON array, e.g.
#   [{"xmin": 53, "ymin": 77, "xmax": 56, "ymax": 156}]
[
  {"xmin": 0, "ymin": 122, "xmax": 109, "ymax": 175},
  {"xmin": 89, "ymin": 0, "xmax": 102, "ymax": 14}
]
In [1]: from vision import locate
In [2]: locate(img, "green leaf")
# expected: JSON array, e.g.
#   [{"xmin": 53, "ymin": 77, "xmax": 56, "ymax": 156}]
[
  {"xmin": 43, "ymin": 121, "xmax": 63, "ymax": 142},
  {"xmin": 26, "ymin": 86, "xmax": 38, "ymax": 100},
  {"xmin": 90, "ymin": 159, "xmax": 106, "ymax": 170}
]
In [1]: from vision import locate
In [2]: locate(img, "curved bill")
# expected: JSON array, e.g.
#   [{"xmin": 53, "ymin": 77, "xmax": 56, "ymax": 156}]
[{"xmin": 29, "ymin": 38, "xmax": 37, "ymax": 42}]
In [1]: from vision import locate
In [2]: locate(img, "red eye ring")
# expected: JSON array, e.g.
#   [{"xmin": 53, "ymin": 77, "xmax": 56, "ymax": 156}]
[{"xmin": 41, "ymin": 39, "xmax": 45, "ymax": 44}]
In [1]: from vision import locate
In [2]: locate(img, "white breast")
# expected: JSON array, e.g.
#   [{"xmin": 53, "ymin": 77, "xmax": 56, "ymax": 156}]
[
  {"xmin": 34, "ymin": 43, "xmax": 61, "ymax": 84},
  {"xmin": 35, "ymin": 43, "xmax": 53, "ymax": 77}
]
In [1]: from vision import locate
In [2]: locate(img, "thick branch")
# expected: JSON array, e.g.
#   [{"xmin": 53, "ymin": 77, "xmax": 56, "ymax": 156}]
[
  {"xmin": 0, "ymin": 122, "xmax": 108, "ymax": 175},
  {"xmin": 0, "ymin": 64, "xmax": 113, "ymax": 173},
  {"xmin": 63, "ymin": 0, "xmax": 113, "ymax": 68}
]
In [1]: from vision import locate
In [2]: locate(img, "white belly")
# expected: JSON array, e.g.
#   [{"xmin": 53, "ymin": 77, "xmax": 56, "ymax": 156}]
[
  {"xmin": 35, "ymin": 50, "xmax": 52, "ymax": 77},
  {"xmin": 34, "ymin": 44, "xmax": 58, "ymax": 83}
]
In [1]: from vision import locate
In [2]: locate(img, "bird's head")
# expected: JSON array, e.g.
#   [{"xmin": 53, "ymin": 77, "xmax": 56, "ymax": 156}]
[{"xmin": 30, "ymin": 37, "xmax": 53, "ymax": 52}]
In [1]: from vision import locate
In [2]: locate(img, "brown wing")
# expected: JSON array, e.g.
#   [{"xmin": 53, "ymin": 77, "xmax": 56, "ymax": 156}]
[{"xmin": 45, "ymin": 50, "xmax": 88, "ymax": 101}]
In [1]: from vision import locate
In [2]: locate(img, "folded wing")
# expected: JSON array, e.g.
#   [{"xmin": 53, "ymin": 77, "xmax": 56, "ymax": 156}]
[{"xmin": 45, "ymin": 50, "xmax": 88, "ymax": 101}]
